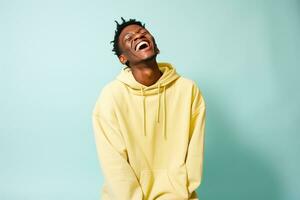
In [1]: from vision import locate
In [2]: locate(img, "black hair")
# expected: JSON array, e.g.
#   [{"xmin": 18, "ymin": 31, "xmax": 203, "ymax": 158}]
[{"xmin": 110, "ymin": 17, "xmax": 145, "ymax": 57}]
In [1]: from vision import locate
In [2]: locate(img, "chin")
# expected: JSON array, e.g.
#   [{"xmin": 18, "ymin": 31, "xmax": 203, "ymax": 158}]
[{"xmin": 142, "ymin": 52, "xmax": 158, "ymax": 62}]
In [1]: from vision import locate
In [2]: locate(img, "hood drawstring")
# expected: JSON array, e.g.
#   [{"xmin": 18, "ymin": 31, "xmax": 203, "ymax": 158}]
[
  {"xmin": 141, "ymin": 83, "xmax": 167, "ymax": 139},
  {"xmin": 156, "ymin": 83, "xmax": 167, "ymax": 140},
  {"xmin": 140, "ymin": 87, "xmax": 146, "ymax": 136},
  {"xmin": 156, "ymin": 83, "xmax": 161, "ymax": 123}
]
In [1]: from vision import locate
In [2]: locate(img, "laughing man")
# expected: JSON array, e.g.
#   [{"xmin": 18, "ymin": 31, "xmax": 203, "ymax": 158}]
[{"xmin": 92, "ymin": 17, "xmax": 206, "ymax": 200}]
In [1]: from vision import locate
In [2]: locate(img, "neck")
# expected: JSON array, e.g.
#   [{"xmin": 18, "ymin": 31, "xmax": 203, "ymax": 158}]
[{"xmin": 130, "ymin": 59, "xmax": 162, "ymax": 87}]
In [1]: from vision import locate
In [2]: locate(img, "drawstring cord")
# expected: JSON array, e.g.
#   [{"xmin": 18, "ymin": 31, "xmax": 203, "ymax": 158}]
[
  {"xmin": 140, "ymin": 88, "xmax": 146, "ymax": 136},
  {"xmin": 163, "ymin": 85, "xmax": 166, "ymax": 140},
  {"xmin": 156, "ymin": 83, "xmax": 161, "ymax": 123}
]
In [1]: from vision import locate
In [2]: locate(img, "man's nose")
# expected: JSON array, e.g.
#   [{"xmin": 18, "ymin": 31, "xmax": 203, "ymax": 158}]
[{"xmin": 133, "ymin": 32, "xmax": 144, "ymax": 41}]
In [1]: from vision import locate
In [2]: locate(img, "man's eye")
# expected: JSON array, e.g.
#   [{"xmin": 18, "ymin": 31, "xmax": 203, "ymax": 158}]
[{"xmin": 125, "ymin": 37, "xmax": 132, "ymax": 41}]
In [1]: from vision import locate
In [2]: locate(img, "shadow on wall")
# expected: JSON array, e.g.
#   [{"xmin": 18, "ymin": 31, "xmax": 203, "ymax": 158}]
[{"xmin": 196, "ymin": 89, "xmax": 282, "ymax": 200}]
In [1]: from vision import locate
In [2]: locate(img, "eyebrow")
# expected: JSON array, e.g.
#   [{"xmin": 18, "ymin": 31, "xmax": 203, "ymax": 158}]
[{"xmin": 124, "ymin": 27, "xmax": 144, "ymax": 38}]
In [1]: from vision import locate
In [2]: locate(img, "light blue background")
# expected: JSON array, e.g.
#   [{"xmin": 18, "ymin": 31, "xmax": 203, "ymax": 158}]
[{"xmin": 1, "ymin": 0, "xmax": 299, "ymax": 199}]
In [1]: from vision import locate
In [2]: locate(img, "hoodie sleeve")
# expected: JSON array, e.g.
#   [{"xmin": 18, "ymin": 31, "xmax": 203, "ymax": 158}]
[
  {"xmin": 186, "ymin": 83, "xmax": 207, "ymax": 198},
  {"xmin": 92, "ymin": 87, "xmax": 143, "ymax": 200}
]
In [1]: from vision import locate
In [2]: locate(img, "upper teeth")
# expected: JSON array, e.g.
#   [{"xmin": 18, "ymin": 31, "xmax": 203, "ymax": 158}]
[{"xmin": 136, "ymin": 41, "xmax": 148, "ymax": 51}]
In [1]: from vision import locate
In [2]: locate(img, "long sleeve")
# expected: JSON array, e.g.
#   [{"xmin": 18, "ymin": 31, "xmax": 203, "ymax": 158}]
[
  {"xmin": 92, "ymin": 88, "xmax": 143, "ymax": 200},
  {"xmin": 186, "ymin": 83, "xmax": 207, "ymax": 199}
]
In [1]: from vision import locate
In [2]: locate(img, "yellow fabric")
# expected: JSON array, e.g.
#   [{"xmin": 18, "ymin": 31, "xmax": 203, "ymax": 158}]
[{"xmin": 92, "ymin": 62, "xmax": 206, "ymax": 200}]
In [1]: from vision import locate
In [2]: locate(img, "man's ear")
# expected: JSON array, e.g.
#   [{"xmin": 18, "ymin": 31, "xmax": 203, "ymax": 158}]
[
  {"xmin": 156, "ymin": 48, "xmax": 160, "ymax": 54},
  {"xmin": 119, "ymin": 54, "xmax": 128, "ymax": 65}
]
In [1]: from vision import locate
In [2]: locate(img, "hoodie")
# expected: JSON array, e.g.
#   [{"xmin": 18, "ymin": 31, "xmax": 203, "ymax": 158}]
[{"xmin": 92, "ymin": 62, "xmax": 206, "ymax": 200}]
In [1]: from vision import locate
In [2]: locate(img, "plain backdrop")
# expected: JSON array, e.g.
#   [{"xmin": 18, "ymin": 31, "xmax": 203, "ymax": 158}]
[{"xmin": 1, "ymin": 0, "xmax": 299, "ymax": 199}]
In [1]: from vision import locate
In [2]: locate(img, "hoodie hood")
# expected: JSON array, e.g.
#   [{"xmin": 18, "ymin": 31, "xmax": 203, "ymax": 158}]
[{"xmin": 116, "ymin": 62, "xmax": 180, "ymax": 139}]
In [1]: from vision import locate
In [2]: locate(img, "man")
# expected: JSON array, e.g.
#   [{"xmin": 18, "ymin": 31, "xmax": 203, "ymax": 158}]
[{"xmin": 92, "ymin": 17, "xmax": 206, "ymax": 200}]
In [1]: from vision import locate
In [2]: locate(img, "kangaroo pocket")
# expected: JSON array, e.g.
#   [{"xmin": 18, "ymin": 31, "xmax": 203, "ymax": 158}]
[{"xmin": 139, "ymin": 165, "xmax": 189, "ymax": 199}]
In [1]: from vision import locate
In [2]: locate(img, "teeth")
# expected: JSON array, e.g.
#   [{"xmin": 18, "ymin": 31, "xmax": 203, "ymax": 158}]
[{"xmin": 136, "ymin": 41, "xmax": 149, "ymax": 51}]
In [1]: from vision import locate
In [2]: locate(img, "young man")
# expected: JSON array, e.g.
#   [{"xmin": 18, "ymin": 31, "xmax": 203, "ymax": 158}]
[{"xmin": 92, "ymin": 17, "xmax": 206, "ymax": 200}]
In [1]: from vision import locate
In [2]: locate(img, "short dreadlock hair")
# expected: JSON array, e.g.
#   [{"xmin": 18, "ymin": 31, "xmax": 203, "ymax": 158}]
[{"xmin": 110, "ymin": 17, "xmax": 145, "ymax": 57}]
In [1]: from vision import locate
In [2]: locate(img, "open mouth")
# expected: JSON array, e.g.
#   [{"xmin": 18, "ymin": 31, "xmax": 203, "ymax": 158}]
[{"xmin": 135, "ymin": 41, "xmax": 150, "ymax": 51}]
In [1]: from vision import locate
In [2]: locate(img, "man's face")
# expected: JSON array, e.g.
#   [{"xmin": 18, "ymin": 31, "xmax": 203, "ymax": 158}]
[{"xmin": 118, "ymin": 24, "xmax": 159, "ymax": 66}]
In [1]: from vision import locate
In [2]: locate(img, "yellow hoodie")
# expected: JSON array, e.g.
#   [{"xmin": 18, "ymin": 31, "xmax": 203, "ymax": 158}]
[{"xmin": 92, "ymin": 62, "xmax": 206, "ymax": 200}]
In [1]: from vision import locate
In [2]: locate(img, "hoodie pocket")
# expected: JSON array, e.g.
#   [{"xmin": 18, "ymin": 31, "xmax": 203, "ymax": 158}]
[
  {"xmin": 139, "ymin": 166, "xmax": 189, "ymax": 199},
  {"xmin": 167, "ymin": 164, "xmax": 189, "ymax": 198}
]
